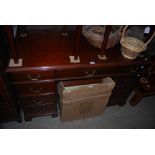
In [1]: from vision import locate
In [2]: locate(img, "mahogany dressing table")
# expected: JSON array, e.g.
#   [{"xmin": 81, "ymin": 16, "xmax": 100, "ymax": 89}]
[{"xmin": 2, "ymin": 25, "xmax": 153, "ymax": 121}]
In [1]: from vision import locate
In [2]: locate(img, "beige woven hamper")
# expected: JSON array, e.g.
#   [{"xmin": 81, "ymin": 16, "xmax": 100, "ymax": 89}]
[{"xmin": 82, "ymin": 26, "xmax": 123, "ymax": 49}]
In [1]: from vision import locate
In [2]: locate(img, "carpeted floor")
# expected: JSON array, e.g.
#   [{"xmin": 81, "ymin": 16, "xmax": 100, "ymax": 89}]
[{"xmin": 1, "ymin": 94, "xmax": 155, "ymax": 129}]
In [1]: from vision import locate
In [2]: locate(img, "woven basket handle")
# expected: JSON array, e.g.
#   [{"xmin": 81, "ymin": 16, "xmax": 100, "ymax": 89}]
[
  {"xmin": 121, "ymin": 25, "xmax": 155, "ymax": 46},
  {"xmin": 121, "ymin": 25, "xmax": 128, "ymax": 39},
  {"xmin": 118, "ymin": 25, "xmax": 125, "ymax": 35},
  {"xmin": 145, "ymin": 30, "xmax": 155, "ymax": 46}
]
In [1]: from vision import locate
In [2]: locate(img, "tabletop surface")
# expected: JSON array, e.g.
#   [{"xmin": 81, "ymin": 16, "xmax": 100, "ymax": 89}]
[{"xmin": 6, "ymin": 29, "xmax": 148, "ymax": 72}]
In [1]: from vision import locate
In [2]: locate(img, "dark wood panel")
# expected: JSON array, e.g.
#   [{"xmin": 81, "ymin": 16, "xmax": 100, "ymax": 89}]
[
  {"xmin": 20, "ymin": 93, "xmax": 56, "ymax": 107},
  {"xmin": 6, "ymin": 30, "xmax": 150, "ymax": 71},
  {"xmin": 108, "ymin": 77, "xmax": 137, "ymax": 106},
  {"xmin": 23, "ymin": 103, "xmax": 58, "ymax": 121},
  {"xmin": 0, "ymin": 27, "xmax": 10, "ymax": 69},
  {"xmin": 8, "ymin": 70, "xmax": 55, "ymax": 82},
  {"xmin": 0, "ymin": 64, "xmax": 20, "ymax": 123},
  {"xmin": 56, "ymin": 65, "xmax": 144, "ymax": 79},
  {"xmin": 13, "ymin": 81, "xmax": 55, "ymax": 96},
  {"xmin": 23, "ymin": 103, "xmax": 56, "ymax": 113}
]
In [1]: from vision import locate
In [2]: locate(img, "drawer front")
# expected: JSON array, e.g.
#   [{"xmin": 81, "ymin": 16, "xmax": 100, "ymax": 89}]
[
  {"xmin": 23, "ymin": 103, "xmax": 57, "ymax": 115},
  {"xmin": 56, "ymin": 68, "xmax": 86, "ymax": 78},
  {"xmin": 8, "ymin": 70, "xmax": 55, "ymax": 82},
  {"xmin": 14, "ymin": 81, "xmax": 55, "ymax": 96},
  {"xmin": 20, "ymin": 93, "xmax": 56, "ymax": 107},
  {"xmin": 56, "ymin": 66, "xmax": 141, "ymax": 79}
]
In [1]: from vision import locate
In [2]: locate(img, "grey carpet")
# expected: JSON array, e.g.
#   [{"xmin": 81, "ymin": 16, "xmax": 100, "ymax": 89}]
[{"xmin": 1, "ymin": 94, "xmax": 155, "ymax": 129}]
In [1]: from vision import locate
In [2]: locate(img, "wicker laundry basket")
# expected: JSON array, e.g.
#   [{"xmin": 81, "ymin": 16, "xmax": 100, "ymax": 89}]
[
  {"xmin": 120, "ymin": 25, "xmax": 155, "ymax": 60},
  {"xmin": 82, "ymin": 26, "xmax": 123, "ymax": 49}
]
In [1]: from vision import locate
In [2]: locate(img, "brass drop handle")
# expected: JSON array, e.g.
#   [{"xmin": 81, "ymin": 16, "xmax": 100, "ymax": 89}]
[
  {"xmin": 84, "ymin": 70, "xmax": 96, "ymax": 77},
  {"xmin": 130, "ymin": 68, "xmax": 136, "ymax": 73},
  {"xmin": 32, "ymin": 99, "xmax": 44, "ymax": 104},
  {"xmin": 27, "ymin": 74, "xmax": 41, "ymax": 81},
  {"xmin": 30, "ymin": 87, "xmax": 42, "ymax": 93},
  {"xmin": 130, "ymin": 67, "xmax": 139, "ymax": 73}
]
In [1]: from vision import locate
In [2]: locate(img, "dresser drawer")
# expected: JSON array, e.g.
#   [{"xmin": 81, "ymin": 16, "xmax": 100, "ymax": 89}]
[
  {"xmin": 23, "ymin": 103, "xmax": 57, "ymax": 116},
  {"xmin": 56, "ymin": 65, "xmax": 140, "ymax": 79},
  {"xmin": 20, "ymin": 93, "xmax": 56, "ymax": 107},
  {"xmin": 8, "ymin": 70, "xmax": 55, "ymax": 82},
  {"xmin": 14, "ymin": 81, "xmax": 55, "ymax": 96}
]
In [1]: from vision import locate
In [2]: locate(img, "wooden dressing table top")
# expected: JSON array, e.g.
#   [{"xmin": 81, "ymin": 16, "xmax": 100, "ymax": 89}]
[{"xmin": 6, "ymin": 30, "xmax": 149, "ymax": 72}]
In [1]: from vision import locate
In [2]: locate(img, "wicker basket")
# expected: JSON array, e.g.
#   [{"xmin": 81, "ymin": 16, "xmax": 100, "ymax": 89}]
[
  {"xmin": 82, "ymin": 26, "xmax": 123, "ymax": 49},
  {"xmin": 120, "ymin": 26, "xmax": 155, "ymax": 60}
]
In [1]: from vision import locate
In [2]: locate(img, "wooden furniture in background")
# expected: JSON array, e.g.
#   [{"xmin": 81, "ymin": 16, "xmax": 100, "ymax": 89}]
[
  {"xmin": 130, "ymin": 61, "xmax": 155, "ymax": 106},
  {"xmin": 0, "ymin": 28, "xmax": 21, "ymax": 123},
  {"xmin": 4, "ymin": 26, "xmax": 19, "ymax": 63},
  {"xmin": 0, "ymin": 70, "xmax": 21, "ymax": 123}
]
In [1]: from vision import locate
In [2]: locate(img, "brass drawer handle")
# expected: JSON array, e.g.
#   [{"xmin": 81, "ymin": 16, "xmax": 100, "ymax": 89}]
[
  {"xmin": 84, "ymin": 70, "xmax": 96, "ymax": 77},
  {"xmin": 32, "ymin": 99, "xmax": 44, "ymax": 104},
  {"xmin": 130, "ymin": 67, "xmax": 138, "ymax": 73},
  {"xmin": 130, "ymin": 68, "xmax": 136, "ymax": 73},
  {"xmin": 30, "ymin": 87, "xmax": 42, "ymax": 93},
  {"xmin": 27, "ymin": 74, "xmax": 41, "ymax": 81}
]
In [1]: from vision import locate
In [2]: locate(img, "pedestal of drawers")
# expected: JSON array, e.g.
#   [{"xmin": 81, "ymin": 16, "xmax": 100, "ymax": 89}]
[{"xmin": 8, "ymin": 70, "xmax": 58, "ymax": 121}]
